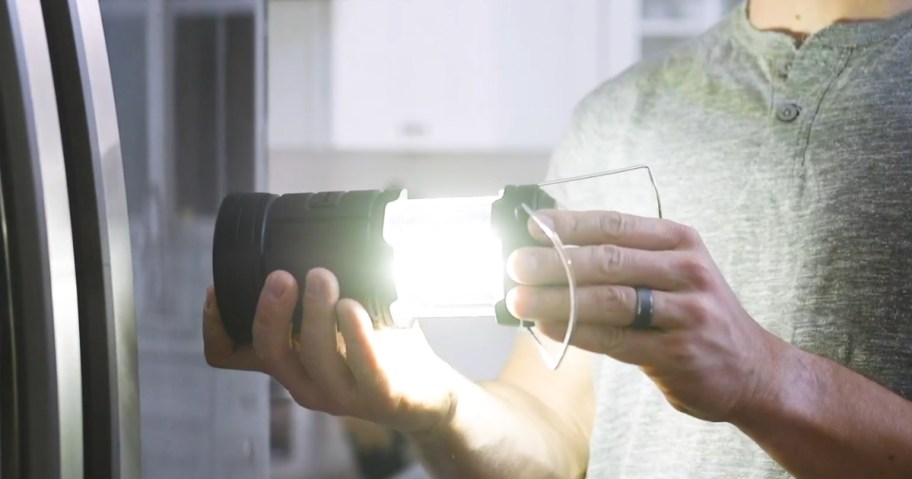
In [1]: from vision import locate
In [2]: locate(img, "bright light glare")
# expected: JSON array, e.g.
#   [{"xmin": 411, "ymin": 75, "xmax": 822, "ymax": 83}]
[{"xmin": 383, "ymin": 193, "xmax": 504, "ymax": 327}]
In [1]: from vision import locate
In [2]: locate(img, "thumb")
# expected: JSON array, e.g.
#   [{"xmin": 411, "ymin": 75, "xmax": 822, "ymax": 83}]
[
  {"xmin": 252, "ymin": 271, "xmax": 306, "ymax": 381},
  {"xmin": 257, "ymin": 270, "xmax": 299, "ymax": 325}
]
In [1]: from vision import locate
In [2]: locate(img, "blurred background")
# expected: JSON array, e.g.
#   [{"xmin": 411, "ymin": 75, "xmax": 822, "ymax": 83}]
[{"xmin": 95, "ymin": 0, "xmax": 741, "ymax": 478}]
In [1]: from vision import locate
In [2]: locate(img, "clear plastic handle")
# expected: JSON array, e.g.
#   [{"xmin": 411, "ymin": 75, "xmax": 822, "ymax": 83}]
[
  {"xmin": 523, "ymin": 163, "xmax": 663, "ymax": 370},
  {"xmin": 521, "ymin": 204, "xmax": 577, "ymax": 370}
]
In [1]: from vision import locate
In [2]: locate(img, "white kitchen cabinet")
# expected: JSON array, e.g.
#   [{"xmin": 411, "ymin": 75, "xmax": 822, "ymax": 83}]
[
  {"xmin": 331, "ymin": 0, "xmax": 601, "ymax": 151},
  {"xmin": 273, "ymin": 0, "xmax": 740, "ymax": 152}
]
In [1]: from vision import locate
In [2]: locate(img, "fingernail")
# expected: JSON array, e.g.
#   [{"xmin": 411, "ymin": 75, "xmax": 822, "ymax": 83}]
[
  {"xmin": 505, "ymin": 288, "xmax": 527, "ymax": 319},
  {"xmin": 505, "ymin": 288, "xmax": 518, "ymax": 310},
  {"xmin": 267, "ymin": 272, "xmax": 289, "ymax": 299},
  {"xmin": 527, "ymin": 250, "xmax": 539, "ymax": 272},
  {"xmin": 507, "ymin": 250, "xmax": 537, "ymax": 284},
  {"xmin": 306, "ymin": 270, "xmax": 324, "ymax": 297}
]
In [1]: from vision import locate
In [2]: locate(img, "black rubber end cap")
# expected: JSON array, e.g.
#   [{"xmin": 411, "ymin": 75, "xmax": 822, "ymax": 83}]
[{"xmin": 213, "ymin": 193, "xmax": 276, "ymax": 344}]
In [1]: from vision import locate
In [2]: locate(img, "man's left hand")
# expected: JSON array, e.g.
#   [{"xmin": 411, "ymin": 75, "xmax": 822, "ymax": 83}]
[{"xmin": 507, "ymin": 209, "xmax": 787, "ymax": 423}]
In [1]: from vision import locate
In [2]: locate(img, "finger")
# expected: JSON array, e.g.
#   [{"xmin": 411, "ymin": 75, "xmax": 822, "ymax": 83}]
[
  {"xmin": 508, "ymin": 245, "xmax": 687, "ymax": 290},
  {"xmin": 202, "ymin": 286, "xmax": 263, "ymax": 371},
  {"xmin": 529, "ymin": 210, "xmax": 692, "ymax": 250},
  {"xmin": 336, "ymin": 299, "xmax": 385, "ymax": 391},
  {"xmin": 535, "ymin": 321, "xmax": 664, "ymax": 366},
  {"xmin": 507, "ymin": 285, "xmax": 684, "ymax": 330},
  {"xmin": 252, "ymin": 271, "xmax": 321, "ymax": 407},
  {"xmin": 298, "ymin": 268, "xmax": 356, "ymax": 405}
]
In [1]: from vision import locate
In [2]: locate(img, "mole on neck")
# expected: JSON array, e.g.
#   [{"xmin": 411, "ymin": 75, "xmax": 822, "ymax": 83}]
[{"xmin": 748, "ymin": 0, "xmax": 912, "ymax": 43}]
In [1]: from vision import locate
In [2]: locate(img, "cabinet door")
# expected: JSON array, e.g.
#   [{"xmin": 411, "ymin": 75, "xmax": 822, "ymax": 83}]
[
  {"xmin": 332, "ymin": 0, "xmax": 499, "ymax": 150},
  {"xmin": 392, "ymin": 0, "xmax": 501, "ymax": 150},
  {"xmin": 332, "ymin": 0, "xmax": 601, "ymax": 151},
  {"xmin": 331, "ymin": 0, "xmax": 403, "ymax": 150},
  {"xmin": 487, "ymin": 0, "xmax": 600, "ymax": 150}
]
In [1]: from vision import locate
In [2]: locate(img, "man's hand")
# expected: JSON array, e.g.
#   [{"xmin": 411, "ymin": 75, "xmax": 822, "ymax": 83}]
[
  {"xmin": 202, "ymin": 268, "xmax": 464, "ymax": 434},
  {"xmin": 507, "ymin": 210, "xmax": 785, "ymax": 422}
]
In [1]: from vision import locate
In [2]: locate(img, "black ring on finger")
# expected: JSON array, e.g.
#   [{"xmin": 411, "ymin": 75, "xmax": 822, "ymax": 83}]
[{"xmin": 631, "ymin": 287, "xmax": 654, "ymax": 329}]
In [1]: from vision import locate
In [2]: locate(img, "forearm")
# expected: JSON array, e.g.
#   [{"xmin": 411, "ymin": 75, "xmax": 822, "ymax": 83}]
[
  {"xmin": 408, "ymin": 377, "xmax": 589, "ymax": 479},
  {"xmin": 733, "ymin": 336, "xmax": 912, "ymax": 479}
]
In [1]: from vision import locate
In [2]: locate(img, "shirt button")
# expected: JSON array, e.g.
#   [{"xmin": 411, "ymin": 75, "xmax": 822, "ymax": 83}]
[
  {"xmin": 778, "ymin": 62, "xmax": 792, "ymax": 79},
  {"xmin": 776, "ymin": 103, "xmax": 800, "ymax": 122}
]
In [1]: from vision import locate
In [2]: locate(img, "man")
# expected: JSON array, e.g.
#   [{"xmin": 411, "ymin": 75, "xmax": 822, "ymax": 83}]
[{"xmin": 203, "ymin": 0, "xmax": 912, "ymax": 477}]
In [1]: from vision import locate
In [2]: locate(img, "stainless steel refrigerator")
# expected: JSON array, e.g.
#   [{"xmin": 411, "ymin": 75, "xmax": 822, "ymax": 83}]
[{"xmin": 1, "ymin": 0, "xmax": 268, "ymax": 477}]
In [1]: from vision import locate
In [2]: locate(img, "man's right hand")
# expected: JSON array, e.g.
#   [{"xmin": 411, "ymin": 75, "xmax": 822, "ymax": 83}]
[{"xmin": 202, "ymin": 268, "xmax": 466, "ymax": 435}]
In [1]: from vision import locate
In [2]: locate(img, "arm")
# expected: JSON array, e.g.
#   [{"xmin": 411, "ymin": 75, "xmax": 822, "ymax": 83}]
[
  {"xmin": 203, "ymin": 268, "xmax": 595, "ymax": 478},
  {"xmin": 506, "ymin": 209, "xmax": 912, "ymax": 479},
  {"xmin": 732, "ymin": 337, "xmax": 912, "ymax": 479},
  {"xmin": 411, "ymin": 335, "xmax": 595, "ymax": 479}
]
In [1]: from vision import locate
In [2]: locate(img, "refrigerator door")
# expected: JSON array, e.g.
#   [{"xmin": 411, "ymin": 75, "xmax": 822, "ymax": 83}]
[
  {"xmin": 40, "ymin": 0, "xmax": 140, "ymax": 477},
  {"xmin": 0, "ymin": 0, "xmax": 85, "ymax": 477},
  {"xmin": 0, "ymin": 0, "xmax": 139, "ymax": 477}
]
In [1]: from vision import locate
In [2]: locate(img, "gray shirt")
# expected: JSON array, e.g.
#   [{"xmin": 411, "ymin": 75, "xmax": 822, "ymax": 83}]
[{"xmin": 546, "ymin": 3, "xmax": 912, "ymax": 478}]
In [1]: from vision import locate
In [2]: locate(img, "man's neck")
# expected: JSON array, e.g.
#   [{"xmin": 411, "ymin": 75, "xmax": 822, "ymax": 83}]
[{"xmin": 749, "ymin": 0, "xmax": 912, "ymax": 41}]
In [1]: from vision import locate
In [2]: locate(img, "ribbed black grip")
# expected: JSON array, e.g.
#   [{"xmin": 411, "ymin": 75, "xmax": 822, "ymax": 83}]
[{"xmin": 212, "ymin": 189, "xmax": 402, "ymax": 345}]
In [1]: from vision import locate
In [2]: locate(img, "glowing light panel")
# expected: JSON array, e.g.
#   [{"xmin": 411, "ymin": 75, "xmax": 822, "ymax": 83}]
[{"xmin": 383, "ymin": 194, "xmax": 504, "ymax": 327}]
